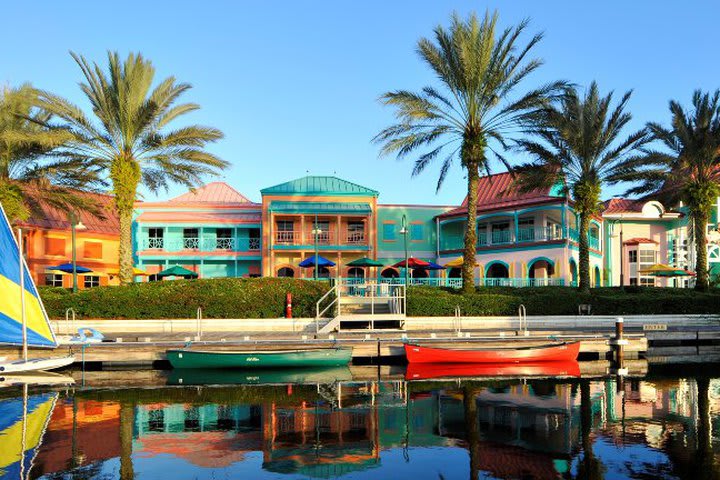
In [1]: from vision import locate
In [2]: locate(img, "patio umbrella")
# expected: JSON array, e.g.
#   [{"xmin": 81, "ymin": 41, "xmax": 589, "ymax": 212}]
[
  {"xmin": 424, "ymin": 261, "xmax": 444, "ymax": 270},
  {"xmin": 444, "ymin": 256, "xmax": 479, "ymax": 268},
  {"xmin": 299, "ymin": 256, "xmax": 336, "ymax": 268},
  {"xmin": 392, "ymin": 257, "xmax": 430, "ymax": 269},
  {"xmin": 346, "ymin": 257, "xmax": 384, "ymax": 267},
  {"xmin": 48, "ymin": 263, "xmax": 92, "ymax": 274},
  {"xmin": 156, "ymin": 265, "xmax": 199, "ymax": 278},
  {"xmin": 638, "ymin": 263, "xmax": 696, "ymax": 277}
]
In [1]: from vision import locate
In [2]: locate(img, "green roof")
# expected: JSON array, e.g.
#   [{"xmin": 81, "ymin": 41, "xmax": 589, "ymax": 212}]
[
  {"xmin": 269, "ymin": 201, "xmax": 371, "ymax": 214},
  {"xmin": 261, "ymin": 176, "xmax": 379, "ymax": 196}
]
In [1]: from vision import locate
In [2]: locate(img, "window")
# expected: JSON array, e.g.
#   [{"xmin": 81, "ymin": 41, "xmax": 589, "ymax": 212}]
[
  {"xmin": 640, "ymin": 278, "xmax": 656, "ymax": 287},
  {"xmin": 383, "ymin": 223, "xmax": 396, "ymax": 241},
  {"xmin": 410, "ymin": 224, "xmax": 423, "ymax": 241},
  {"xmin": 313, "ymin": 221, "xmax": 330, "ymax": 243},
  {"xmin": 84, "ymin": 241, "xmax": 103, "ymax": 259},
  {"xmin": 83, "ymin": 275, "xmax": 100, "ymax": 288},
  {"xmin": 639, "ymin": 250, "xmax": 656, "ymax": 264},
  {"xmin": 147, "ymin": 228, "xmax": 164, "ymax": 249},
  {"xmin": 276, "ymin": 220, "xmax": 294, "ymax": 231},
  {"xmin": 183, "ymin": 228, "xmax": 199, "ymax": 249},
  {"xmin": 628, "ymin": 250, "xmax": 637, "ymax": 263},
  {"xmin": 216, "ymin": 228, "xmax": 232, "ymax": 250},
  {"xmin": 248, "ymin": 228, "xmax": 260, "ymax": 250},
  {"xmin": 629, "ymin": 278, "xmax": 638, "ymax": 285},
  {"xmin": 347, "ymin": 221, "xmax": 365, "ymax": 244},
  {"xmin": 45, "ymin": 237, "xmax": 66, "ymax": 256},
  {"xmin": 45, "ymin": 274, "xmax": 63, "ymax": 287}
]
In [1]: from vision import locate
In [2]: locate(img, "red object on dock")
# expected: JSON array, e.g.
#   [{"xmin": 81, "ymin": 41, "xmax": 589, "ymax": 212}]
[
  {"xmin": 285, "ymin": 293, "xmax": 292, "ymax": 318},
  {"xmin": 405, "ymin": 361, "xmax": 581, "ymax": 381},
  {"xmin": 404, "ymin": 341, "xmax": 581, "ymax": 364}
]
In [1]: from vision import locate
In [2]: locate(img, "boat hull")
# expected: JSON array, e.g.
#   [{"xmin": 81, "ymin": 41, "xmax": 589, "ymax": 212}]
[
  {"xmin": 404, "ymin": 342, "xmax": 581, "ymax": 364},
  {"xmin": 166, "ymin": 348, "xmax": 353, "ymax": 369},
  {"xmin": 0, "ymin": 356, "xmax": 75, "ymax": 373},
  {"xmin": 405, "ymin": 361, "xmax": 581, "ymax": 381}
]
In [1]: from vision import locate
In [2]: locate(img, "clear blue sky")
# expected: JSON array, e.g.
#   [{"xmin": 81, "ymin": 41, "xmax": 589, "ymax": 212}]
[{"xmin": 2, "ymin": 1, "xmax": 718, "ymax": 205}]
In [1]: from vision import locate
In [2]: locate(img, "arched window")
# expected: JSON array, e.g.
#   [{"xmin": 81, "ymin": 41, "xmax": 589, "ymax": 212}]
[
  {"xmin": 528, "ymin": 259, "xmax": 555, "ymax": 279},
  {"xmin": 348, "ymin": 267, "xmax": 365, "ymax": 279},
  {"xmin": 486, "ymin": 262, "xmax": 509, "ymax": 278},
  {"xmin": 413, "ymin": 268, "xmax": 429, "ymax": 278},
  {"xmin": 448, "ymin": 267, "xmax": 462, "ymax": 278},
  {"xmin": 594, "ymin": 266, "xmax": 601, "ymax": 287},
  {"xmin": 569, "ymin": 260, "xmax": 578, "ymax": 285},
  {"xmin": 317, "ymin": 266, "xmax": 331, "ymax": 278},
  {"xmin": 277, "ymin": 267, "xmax": 294, "ymax": 278},
  {"xmin": 381, "ymin": 268, "xmax": 399, "ymax": 278}
]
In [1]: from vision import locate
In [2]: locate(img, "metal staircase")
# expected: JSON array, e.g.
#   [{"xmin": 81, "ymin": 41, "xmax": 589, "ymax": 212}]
[{"xmin": 316, "ymin": 281, "xmax": 406, "ymax": 334}]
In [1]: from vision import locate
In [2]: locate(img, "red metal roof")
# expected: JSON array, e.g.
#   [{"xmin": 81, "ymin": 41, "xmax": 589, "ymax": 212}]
[
  {"xmin": 438, "ymin": 172, "xmax": 562, "ymax": 218},
  {"xmin": 603, "ymin": 198, "xmax": 645, "ymax": 214},
  {"xmin": 135, "ymin": 211, "xmax": 260, "ymax": 224},
  {"xmin": 623, "ymin": 237, "xmax": 658, "ymax": 245},
  {"xmin": 17, "ymin": 191, "xmax": 119, "ymax": 236},
  {"xmin": 169, "ymin": 182, "xmax": 255, "ymax": 204}
]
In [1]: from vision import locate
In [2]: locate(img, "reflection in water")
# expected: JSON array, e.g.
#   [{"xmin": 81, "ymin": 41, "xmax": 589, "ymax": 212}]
[{"xmin": 1, "ymin": 372, "xmax": 720, "ymax": 479}]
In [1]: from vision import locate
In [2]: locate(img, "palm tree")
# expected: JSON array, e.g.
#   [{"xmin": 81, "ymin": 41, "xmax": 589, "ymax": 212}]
[
  {"xmin": 515, "ymin": 82, "xmax": 648, "ymax": 292},
  {"xmin": 0, "ymin": 84, "xmax": 98, "ymax": 224},
  {"xmin": 38, "ymin": 52, "xmax": 228, "ymax": 284},
  {"xmin": 373, "ymin": 11, "xmax": 564, "ymax": 293},
  {"xmin": 618, "ymin": 91, "xmax": 720, "ymax": 291}
]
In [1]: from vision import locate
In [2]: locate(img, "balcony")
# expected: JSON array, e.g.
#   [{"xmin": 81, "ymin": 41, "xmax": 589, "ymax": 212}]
[
  {"xmin": 440, "ymin": 226, "xmax": 566, "ymax": 251},
  {"xmin": 273, "ymin": 229, "xmax": 368, "ymax": 247},
  {"xmin": 140, "ymin": 237, "xmax": 260, "ymax": 253}
]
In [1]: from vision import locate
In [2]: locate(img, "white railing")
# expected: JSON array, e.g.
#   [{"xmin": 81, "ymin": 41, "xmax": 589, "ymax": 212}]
[
  {"xmin": 315, "ymin": 284, "xmax": 340, "ymax": 332},
  {"xmin": 248, "ymin": 238, "xmax": 261, "ymax": 250}
]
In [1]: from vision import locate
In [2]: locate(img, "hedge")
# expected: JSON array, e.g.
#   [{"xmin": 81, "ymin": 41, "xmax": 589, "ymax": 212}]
[
  {"xmin": 39, "ymin": 279, "xmax": 720, "ymax": 320},
  {"xmin": 406, "ymin": 286, "xmax": 720, "ymax": 316},
  {"xmin": 40, "ymin": 278, "xmax": 331, "ymax": 319}
]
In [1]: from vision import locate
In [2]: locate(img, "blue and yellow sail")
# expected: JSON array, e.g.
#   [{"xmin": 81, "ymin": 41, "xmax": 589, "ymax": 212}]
[{"xmin": 0, "ymin": 203, "xmax": 56, "ymax": 347}]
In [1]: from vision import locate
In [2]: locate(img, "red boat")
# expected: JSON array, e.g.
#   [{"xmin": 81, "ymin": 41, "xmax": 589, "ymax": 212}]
[
  {"xmin": 404, "ymin": 341, "xmax": 581, "ymax": 364},
  {"xmin": 405, "ymin": 361, "xmax": 581, "ymax": 381}
]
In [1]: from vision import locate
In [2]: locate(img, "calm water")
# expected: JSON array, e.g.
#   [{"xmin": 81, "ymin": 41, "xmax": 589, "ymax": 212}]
[{"xmin": 2, "ymin": 366, "xmax": 720, "ymax": 479}]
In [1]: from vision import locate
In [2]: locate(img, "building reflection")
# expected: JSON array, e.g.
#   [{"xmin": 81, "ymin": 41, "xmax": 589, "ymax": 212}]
[{"xmin": 24, "ymin": 376, "xmax": 720, "ymax": 479}]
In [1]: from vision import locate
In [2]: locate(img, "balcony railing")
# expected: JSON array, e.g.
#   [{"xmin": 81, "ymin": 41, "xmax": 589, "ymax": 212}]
[
  {"xmin": 440, "ymin": 225, "xmax": 596, "ymax": 251},
  {"xmin": 330, "ymin": 277, "xmax": 566, "ymax": 288},
  {"xmin": 140, "ymin": 237, "xmax": 261, "ymax": 252},
  {"xmin": 273, "ymin": 229, "xmax": 368, "ymax": 247}
]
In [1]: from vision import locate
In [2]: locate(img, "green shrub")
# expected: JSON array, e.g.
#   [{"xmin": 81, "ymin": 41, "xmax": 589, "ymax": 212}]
[
  {"xmin": 407, "ymin": 286, "xmax": 720, "ymax": 316},
  {"xmin": 40, "ymin": 278, "xmax": 331, "ymax": 319}
]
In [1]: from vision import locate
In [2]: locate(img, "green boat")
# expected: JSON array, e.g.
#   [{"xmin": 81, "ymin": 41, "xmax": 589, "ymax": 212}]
[
  {"xmin": 166, "ymin": 347, "xmax": 353, "ymax": 369},
  {"xmin": 167, "ymin": 366, "xmax": 353, "ymax": 385}
]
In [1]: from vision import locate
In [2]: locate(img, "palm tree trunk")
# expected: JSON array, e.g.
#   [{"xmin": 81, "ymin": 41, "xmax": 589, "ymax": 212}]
[
  {"xmin": 694, "ymin": 208, "xmax": 710, "ymax": 291},
  {"xmin": 578, "ymin": 212, "xmax": 591, "ymax": 292},
  {"xmin": 111, "ymin": 156, "xmax": 141, "ymax": 285},
  {"xmin": 462, "ymin": 164, "xmax": 479, "ymax": 294}
]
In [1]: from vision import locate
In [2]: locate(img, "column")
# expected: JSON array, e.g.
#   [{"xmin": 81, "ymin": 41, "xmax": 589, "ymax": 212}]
[{"xmin": 513, "ymin": 211, "xmax": 519, "ymax": 243}]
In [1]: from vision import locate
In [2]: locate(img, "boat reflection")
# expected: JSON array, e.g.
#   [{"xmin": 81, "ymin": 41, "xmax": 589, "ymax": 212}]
[
  {"xmin": 167, "ymin": 366, "xmax": 353, "ymax": 386},
  {"xmin": 405, "ymin": 360, "xmax": 581, "ymax": 381},
  {"xmin": 4, "ymin": 370, "xmax": 719, "ymax": 479}
]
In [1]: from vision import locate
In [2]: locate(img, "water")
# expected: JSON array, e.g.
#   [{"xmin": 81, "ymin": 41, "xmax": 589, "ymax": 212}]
[{"xmin": 2, "ymin": 365, "xmax": 720, "ymax": 479}]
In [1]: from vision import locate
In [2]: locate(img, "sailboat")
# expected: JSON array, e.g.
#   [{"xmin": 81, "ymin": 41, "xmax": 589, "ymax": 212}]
[{"xmin": 0, "ymin": 203, "xmax": 75, "ymax": 373}]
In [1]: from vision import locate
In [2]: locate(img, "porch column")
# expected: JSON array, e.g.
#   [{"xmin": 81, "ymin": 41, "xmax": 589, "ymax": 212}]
[
  {"xmin": 513, "ymin": 211, "xmax": 519, "ymax": 242},
  {"xmin": 336, "ymin": 214, "xmax": 342, "ymax": 245},
  {"xmin": 199, "ymin": 226, "xmax": 204, "ymax": 252},
  {"xmin": 269, "ymin": 212, "xmax": 274, "ymax": 276},
  {"xmin": 561, "ymin": 204, "xmax": 567, "ymax": 238},
  {"xmin": 300, "ymin": 215, "xmax": 306, "ymax": 245}
]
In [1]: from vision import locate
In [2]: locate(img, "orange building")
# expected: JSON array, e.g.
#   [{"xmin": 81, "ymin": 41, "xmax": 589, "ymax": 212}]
[{"xmin": 17, "ymin": 192, "xmax": 121, "ymax": 289}]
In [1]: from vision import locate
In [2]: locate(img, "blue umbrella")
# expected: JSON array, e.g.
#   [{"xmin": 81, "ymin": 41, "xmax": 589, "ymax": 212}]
[
  {"xmin": 423, "ymin": 261, "xmax": 445, "ymax": 271},
  {"xmin": 48, "ymin": 263, "xmax": 93, "ymax": 274},
  {"xmin": 299, "ymin": 256, "xmax": 336, "ymax": 268}
]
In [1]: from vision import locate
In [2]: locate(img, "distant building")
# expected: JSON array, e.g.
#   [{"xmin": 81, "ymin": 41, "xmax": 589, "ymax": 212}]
[{"xmin": 17, "ymin": 191, "xmax": 120, "ymax": 289}]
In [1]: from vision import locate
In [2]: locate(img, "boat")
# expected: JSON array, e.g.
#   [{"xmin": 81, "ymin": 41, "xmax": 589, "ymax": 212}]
[
  {"xmin": 0, "ymin": 204, "xmax": 74, "ymax": 373},
  {"xmin": 167, "ymin": 366, "xmax": 353, "ymax": 385},
  {"xmin": 404, "ymin": 341, "xmax": 581, "ymax": 364},
  {"xmin": 0, "ymin": 371, "xmax": 76, "ymax": 387},
  {"xmin": 166, "ymin": 347, "xmax": 353, "ymax": 369},
  {"xmin": 405, "ymin": 361, "xmax": 581, "ymax": 381}
]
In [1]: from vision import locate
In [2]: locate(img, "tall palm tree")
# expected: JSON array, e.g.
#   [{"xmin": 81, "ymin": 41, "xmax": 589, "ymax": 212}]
[
  {"xmin": 515, "ymin": 82, "xmax": 648, "ymax": 292},
  {"xmin": 38, "ymin": 52, "xmax": 228, "ymax": 284},
  {"xmin": 618, "ymin": 91, "xmax": 720, "ymax": 291},
  {"xmin": 373, "ymin": 11, "xmax": 564, "ymax": 293},
  {"xmin": 0, "ymin": 84, "xmax": 98, "ymax": 224}
]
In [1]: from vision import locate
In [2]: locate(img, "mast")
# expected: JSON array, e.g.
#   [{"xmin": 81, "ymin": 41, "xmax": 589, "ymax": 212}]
[{"xmin": 18, "ymin": 227, "xmax": 28, "ymax": 361}]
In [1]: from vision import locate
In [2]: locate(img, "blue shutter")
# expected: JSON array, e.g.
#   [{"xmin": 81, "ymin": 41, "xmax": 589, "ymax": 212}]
[
  {"xmin": 410, "ymin": 224, "xmax": 423, "ymax": 241},
  {"xmin": 383, "ymin": 223, "xmax": 396, "ymax": 241}
]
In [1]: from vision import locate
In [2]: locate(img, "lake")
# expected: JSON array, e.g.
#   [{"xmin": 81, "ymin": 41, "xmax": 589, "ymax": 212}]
[{"xmin": 1, "ymin": 363, "xmax": 719, "ymax": 479}]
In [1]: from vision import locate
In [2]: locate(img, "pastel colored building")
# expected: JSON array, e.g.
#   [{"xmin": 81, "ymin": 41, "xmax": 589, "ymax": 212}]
[
  {"xmin": 133, "ymin": 182, "xmax": 262, "ymax": 279},
  {"xmin": 127, "ymin": 173, "xmax": 720, "ymax": 287},
  {"xmin": 17, "ymin": 192, "xmax": 121, "ymax": 289}
]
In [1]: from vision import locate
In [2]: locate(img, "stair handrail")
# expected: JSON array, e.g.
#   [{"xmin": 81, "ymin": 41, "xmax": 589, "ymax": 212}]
[
  {"xmin": 316, "ymin": 283, "xmax": 340, "ymax": 333},
  {"xmin": 518, "ymin": 304, "xmax": 527, "ymax": 334},
  {"xmin": 64, "ymin": 308, "xmax": 76, "ymax": 335},
  {"xmin": 196, "ymin": 307, "xmax": 203, "ymax": 339}
]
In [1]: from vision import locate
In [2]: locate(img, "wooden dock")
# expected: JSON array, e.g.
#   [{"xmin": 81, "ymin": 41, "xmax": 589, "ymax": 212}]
[{"xmin": 0, "ymin": 331, "xmax": 646, "ymax": 366}]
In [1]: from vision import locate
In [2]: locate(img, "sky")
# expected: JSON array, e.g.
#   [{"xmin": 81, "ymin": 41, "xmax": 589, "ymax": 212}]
[{"xmin": 2, "ymin": 1, "xmax": 719, "ymax": 205}]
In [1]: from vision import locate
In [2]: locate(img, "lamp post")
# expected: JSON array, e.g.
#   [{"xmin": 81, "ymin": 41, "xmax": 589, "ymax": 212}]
[
  {"xmin": 70, "ymin": 214, "xmax": 87, "ymax": 293},
  {"xmin": 312, "ymin": 213, "xmax": 321, "ymax": 280},
  {"xmin": 400, "ymin": 214, "xmax": 409, "ymax": 286}
]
